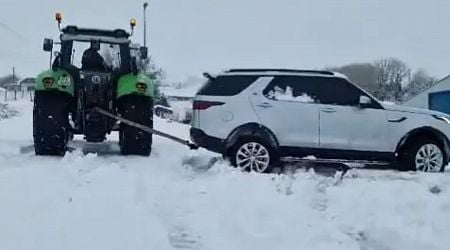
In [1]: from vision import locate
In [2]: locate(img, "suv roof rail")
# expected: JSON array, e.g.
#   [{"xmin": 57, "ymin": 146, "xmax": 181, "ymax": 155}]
[{"xmin": 226, "ymin": 68, "xmax": 335, "ymax": 76}]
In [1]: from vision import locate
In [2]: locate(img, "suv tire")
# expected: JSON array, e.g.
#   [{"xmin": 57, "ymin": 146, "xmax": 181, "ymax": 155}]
[
  {"xmin": 398, "ymin": 137, "xmax": 446, "ymax": 172},
  {"xmin": 229, "ymin": 137, "xmax": 279, "ymax": 173}
]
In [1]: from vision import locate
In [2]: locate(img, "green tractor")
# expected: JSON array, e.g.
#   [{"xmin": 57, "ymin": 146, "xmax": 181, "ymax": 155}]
[{"xmin": 33, "ymin": 14, "xmax": 155, "ymax": 156}]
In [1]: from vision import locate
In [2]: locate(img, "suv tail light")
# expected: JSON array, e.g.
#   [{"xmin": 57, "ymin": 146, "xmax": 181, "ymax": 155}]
[{"xmin": 193, "ymin": 100, "xmax": 225, "ymax": 110}]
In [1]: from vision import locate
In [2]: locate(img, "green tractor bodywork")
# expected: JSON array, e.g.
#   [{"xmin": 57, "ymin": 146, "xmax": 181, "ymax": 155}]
[
  {"xmin": 35, "ymin": 69, "xmax": 75, "ymax": 96},
  {"xmin": 117, "ymin": 73, "xmax": 155, "ymax": 99},
  {"xmin": 35, "ymin": 71, "xmax": 158, "ymax": 100}
]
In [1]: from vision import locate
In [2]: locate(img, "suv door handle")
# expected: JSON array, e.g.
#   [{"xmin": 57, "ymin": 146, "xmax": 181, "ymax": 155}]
[
  {"xmin": 321, "ymin": 107, "xmax": 336, "ymax": 113},
  {"xmin": 256, "ymin": 102, "xmax": 273, "ymax": 108}
]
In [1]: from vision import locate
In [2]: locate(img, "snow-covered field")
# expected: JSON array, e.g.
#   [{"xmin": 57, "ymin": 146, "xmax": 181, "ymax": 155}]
[
  {"xmin": 0, "ymin": 101, "xmax": 18, "ymax": 120},
  {"xmin": 1, "ymin": 100, "xmax": 450, "ymax": 250}
]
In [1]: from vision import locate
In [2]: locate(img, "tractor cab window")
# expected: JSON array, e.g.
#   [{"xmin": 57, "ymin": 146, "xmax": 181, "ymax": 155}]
[
  {"xmin": 70, "ymin": 42, "xmax": 121, "ymax": 71},
  {"xmin": 100, "ymin": 44, "xmax": 121, "ymax": 70}
]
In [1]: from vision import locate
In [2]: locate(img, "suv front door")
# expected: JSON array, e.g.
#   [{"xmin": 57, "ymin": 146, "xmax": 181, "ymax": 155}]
[
  {"xmin": 315, "ymin": 77, "xmax": 389, "ymax": 153},
  {"xmin": 249, "ymin": 76, "xmax": 320, "ymax": 149}
]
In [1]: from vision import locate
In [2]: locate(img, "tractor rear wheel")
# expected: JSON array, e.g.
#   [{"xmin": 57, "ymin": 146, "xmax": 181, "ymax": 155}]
[
  {"xmin": 117, "ymin": 95, "xmax": 153, "ymax": 156},
  {"xmin": 33, "ymin": 91, "xmax": 71, "ymax": 156}
]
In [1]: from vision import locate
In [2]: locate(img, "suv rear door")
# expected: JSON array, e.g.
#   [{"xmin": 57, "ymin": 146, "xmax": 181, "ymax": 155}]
[
  {"xmin": 249, "ymin": 75, "xmax": 320, "ymax": 148},
  {"xmin": 315, "ymin": 77, "xmax": 389, "ymax": 152}
]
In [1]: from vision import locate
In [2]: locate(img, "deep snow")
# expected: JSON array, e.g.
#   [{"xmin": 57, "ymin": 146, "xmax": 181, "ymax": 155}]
[
  {"xmin": 0, "ymin": 101, "xmax": 18, "ymax": 120},
  {"xmin": 1, "ymin": 100, "xmax": 450, "ymax": 250}
]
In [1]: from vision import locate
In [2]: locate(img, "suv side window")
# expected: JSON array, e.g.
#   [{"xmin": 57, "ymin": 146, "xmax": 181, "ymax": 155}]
[
  {"xmin": 263, "ymin": 76, "xmax": 381, "ymax": 108},
  {"xmin": 263, "ymin": 76, "xmax": 319, "ymax": 103},
  {"xmin": 315, "ymin": 77, "xmax": 361, "ymax": 106},
  {"xmin": 197, "ymin": 75, "xmax": 259, "ymax": 96},
  {"xmin": 315, "ymin": 77, "xmax": 381, "ymax": 108}
]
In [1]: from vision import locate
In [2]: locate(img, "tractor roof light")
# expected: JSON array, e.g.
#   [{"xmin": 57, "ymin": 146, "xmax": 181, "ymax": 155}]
[
  {"xmin": 130, "ymin": 18, "xmax": 136, "ymax": 35},
  {"xmin": 55, "ymin": 12, "xmax": 63, "ymax": 31},
  {"xmin": 130, "ymin": 18, "xmax": 137, "ymax": 28},
  {"xmin": 55, "ymin": 12, "xmax": 63, "ymax": 23}
]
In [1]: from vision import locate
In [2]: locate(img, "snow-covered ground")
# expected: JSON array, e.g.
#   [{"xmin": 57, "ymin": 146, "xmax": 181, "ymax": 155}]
[
  {"xmin": 0, "ymin": 101, "xmax": 18, "ymax": 120},
  {"xmin": 1, "ymin": 100, "xmax": 450, "ymax": 250}
]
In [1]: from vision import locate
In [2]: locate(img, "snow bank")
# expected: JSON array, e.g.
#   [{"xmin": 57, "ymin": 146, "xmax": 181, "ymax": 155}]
[
  {"xmin": 0, "ymin": 101, "xmax": 18, "ymax": 120},
  {"xmin": 1, "ymin": 100, "xmax": 450, "ymax": 250},
  {"xmin": 381, "ymin": 101, "xmax": 397, "ymax": 106},
  {"xmin": 268, "ymin": 86, "xmax": 315, "ymax": 103}
]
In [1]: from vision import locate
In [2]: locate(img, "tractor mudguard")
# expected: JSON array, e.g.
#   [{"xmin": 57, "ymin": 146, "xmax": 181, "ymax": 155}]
[
  {"xmin": 35, "ymin": 69, "xmax": 75, "ymax": 96},
  {"xmin": 116, "ymin": 73, "xmax": 157, "ymax": 99}
]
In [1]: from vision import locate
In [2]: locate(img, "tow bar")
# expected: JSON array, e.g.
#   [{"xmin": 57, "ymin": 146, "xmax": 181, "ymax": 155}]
[{"xmin": 92, "ymin": 107, "xmax": 199, "ymax": 150}]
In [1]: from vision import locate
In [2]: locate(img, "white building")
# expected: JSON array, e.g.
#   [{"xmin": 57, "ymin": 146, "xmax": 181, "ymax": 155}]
[
  {"xmin": 403, "ymin": 75, "xmax": 450, "ymax": 114},
  {"xmin": 18, "ymin": 77, "xmax": 35, "ymax": 91}
]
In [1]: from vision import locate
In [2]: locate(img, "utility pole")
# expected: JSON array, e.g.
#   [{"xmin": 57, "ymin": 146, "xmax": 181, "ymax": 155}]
[
  {"xmin": 12, "ymin": 67, "xmax": 15, "ymax": 83},
  {"xmin": 143, "ymin": 2, "xmax": 149, "ymax": 47}
]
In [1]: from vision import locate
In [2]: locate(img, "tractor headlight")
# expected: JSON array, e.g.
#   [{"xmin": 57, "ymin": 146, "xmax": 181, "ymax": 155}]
[
  {"xmin": 136, "ymin": 82, "xmax": 147, "ymax": 94},
  {"xmin": 43, "ymin": 77, "xmax": 55, "ymax": 88}
]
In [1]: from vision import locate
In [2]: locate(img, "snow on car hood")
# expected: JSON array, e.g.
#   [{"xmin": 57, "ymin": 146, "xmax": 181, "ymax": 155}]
[{"xmin": 382, "ymin": 103, "xmax": 448, "ymax": 117}]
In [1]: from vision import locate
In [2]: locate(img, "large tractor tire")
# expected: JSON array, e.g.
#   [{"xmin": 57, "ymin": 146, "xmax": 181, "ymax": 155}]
[
  {"xmin": 33, "ymin": 91, "xmax": 71, "ymax": 156},
  {"xmin": 117, "ymin": 95, "xmax": 153, "ymax": 156}
]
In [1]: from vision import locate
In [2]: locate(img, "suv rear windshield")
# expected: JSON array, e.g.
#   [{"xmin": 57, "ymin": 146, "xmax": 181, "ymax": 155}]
[{"xmin": 197, "ymin": 75, "xmax": 258, "ymax": 96}]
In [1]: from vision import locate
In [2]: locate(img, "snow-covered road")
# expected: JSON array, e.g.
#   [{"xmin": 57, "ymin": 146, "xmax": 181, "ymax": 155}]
[{"xmin": 1, "ymin": 100, "xmax": 450, "ymax": 250}]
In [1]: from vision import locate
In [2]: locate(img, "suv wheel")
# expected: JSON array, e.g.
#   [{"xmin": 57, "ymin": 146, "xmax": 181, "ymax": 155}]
[
  {"xmin": 230, "ymin": 137, "xmax": 279, "ymax": 173},
  {"xmin": 398, "ymin": 138, "xmax": 446, "ymax": 172}
]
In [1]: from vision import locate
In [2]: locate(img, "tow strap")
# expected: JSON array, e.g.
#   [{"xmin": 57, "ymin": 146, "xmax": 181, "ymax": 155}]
[{"xmin": 92, "ymin": 107, "xmax": 199, "ymax": 150}]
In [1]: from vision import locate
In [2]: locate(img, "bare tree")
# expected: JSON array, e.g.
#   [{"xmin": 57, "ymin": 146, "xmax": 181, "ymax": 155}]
[
  {"xmin": 327, "ymin": 58, "xmax": 437, "ymax": 103},
  {"xmin": 327, "ymin": 63, "xmax": 378, "ymax": 94},
  {"xmin": 402, "ymin": 69, "xmax": 437, "ymax": 102},
  {"xmin": 374, "ymin": 58, "xmax": 410, "ymax": 102}
]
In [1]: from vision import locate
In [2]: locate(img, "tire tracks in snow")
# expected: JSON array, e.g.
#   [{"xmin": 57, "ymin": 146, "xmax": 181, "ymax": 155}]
[{"xmin": 130, "ymin": 157, "xmax": 209, "ymax": 250}]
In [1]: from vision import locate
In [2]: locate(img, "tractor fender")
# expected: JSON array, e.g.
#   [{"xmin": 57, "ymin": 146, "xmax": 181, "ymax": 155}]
[
  {"xmin": 116, "ymin": 73, "xmax": 155, "ymax": 99},
  {"xmin": 35, "ymin": 69, "xmax": 75, "ymax": 96},
  {"xmin": 225, "ymin": 123, "xmax": 279, "ymax": 153}
]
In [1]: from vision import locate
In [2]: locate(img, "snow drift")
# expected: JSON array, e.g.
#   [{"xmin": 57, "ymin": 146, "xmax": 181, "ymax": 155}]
[{"xmin": 0, "ymin": 101, "xmax": 18, "ymax": 120}]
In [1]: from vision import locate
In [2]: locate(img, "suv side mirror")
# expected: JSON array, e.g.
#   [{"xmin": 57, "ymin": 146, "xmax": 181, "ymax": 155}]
[
  {"xmin": 140, "ymin": 46, "xmax": 148, "ymax": 59},
  {"xmin": 359, "ymin": 95, "xmax": 372, "ymax": 108},
  {"xmin": 43, "ymin": 38, "xmax": 53, "ymax": 52}
]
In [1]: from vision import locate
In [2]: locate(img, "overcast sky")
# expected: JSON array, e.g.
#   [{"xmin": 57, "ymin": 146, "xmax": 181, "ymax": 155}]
[{"xmin": 1, "ymin": 0, "xmax": 449, "ymax": 82}]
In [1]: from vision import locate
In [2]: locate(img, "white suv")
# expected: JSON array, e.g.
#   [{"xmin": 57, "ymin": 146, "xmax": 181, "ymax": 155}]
[{"xmin": 190, "ymin": 69, "xmax": 450, "ymax": 173}]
